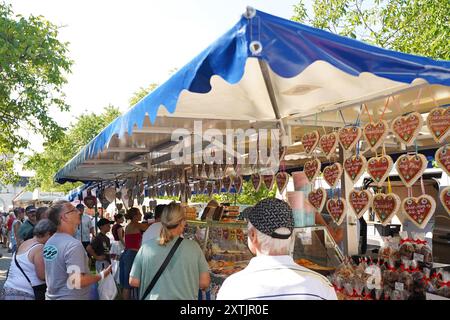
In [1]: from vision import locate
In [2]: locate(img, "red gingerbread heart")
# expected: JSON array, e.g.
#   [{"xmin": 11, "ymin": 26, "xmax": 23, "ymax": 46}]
[
  {"xmin": 338, "ymin": 126, "xmax": 361, "ymax": 152},
  {"xmin": 323, "ymin": 163, "xmax": 343, "ymax": 188},
  {"xmin": 262, "ymin": 174, "xmax": 275, "ymax": 190},
  {"xmin": 214, "ymin": 180, "xmax": 222, "ymax": 194},
  {"xmin": 402, "ymin": 195, "xmax": 436, "ymax": 229},
  {"xmin": 233, "ymin": 176, "xmax": 243, "ymax": 193},
  {"xmin": 372, "ymin": 193, "xmax": 401, "ymax": 226},
  {"xmin": 348, "ymin": 189, "xmax": 372, "ymax": 218},
  {"xmin": 344, "ymin": 155, "xmax": 367, "ymax": 184},
  {"xmin": 426, "ymin": 107, "xmax": 450, "ymax": 143},
  {"xmin": 302, "ymin": 131, "xmax": 320, "ymax": 155},
  {"xmin": 435, "ymin": 146, "xmax": 450, "ymax": 176},
  {"xmin": 395, "ymin": 154, "xmax": 427, "ymax": 188},
  {"xmin": 303, "ymin": 159, "xmax": 321, "ymax": 183},
  {"xmin": 222, "ymin": 176, "xmax": 232, "ymax": 193},
  {"xmin": 199, "ymin": 179, "xmax": 207, "ymax": 193},
  {"xmin": 391, "ymin": 112, "xmax": 423, "ymax": 146},
  {"xmin": 326, "ymin": 198, "xmax": 346, "ymax": 226},
  {"xmin": 367, "ymin": 155, "xmax": 393, "ymax": 187},
  {"xmin": 363, "ymin": 120, "xmax": 389, "ymax": 151},
  {"xmin": 276, "ymin": 172, "xmax": 289, "ymax": 193},
  {"xmin": 206, "ymin": 182, "xmax": 214, "ymax": 197},
  {"xmin": 307, "ymin": 187, "xmax": 326, "ymax": 212},
  {"xmin": 439, "ymin": 187, "xmax": 450, "ymax": 216},
  {"xmin": 319, "ymin": 132, "xmax": 338, "ymax": 157},
  {"xmin": 251, "ymin": 173, "xmax": 262, "ymax": 191}
]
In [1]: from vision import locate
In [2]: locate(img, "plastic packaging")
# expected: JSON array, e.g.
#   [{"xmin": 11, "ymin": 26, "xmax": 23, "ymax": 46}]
[
  {"xmin": 436, "ymin": 271, "xmax": 450, "ymax": 298},
  {"xmin": 399, "ymin": 231, "xmax": 415, "ymax": 260}
]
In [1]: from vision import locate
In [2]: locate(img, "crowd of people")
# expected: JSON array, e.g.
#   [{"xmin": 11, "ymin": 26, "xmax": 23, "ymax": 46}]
[{"xmin": 0, "ymin": 197, "xmax": 338, "ymax": 300}]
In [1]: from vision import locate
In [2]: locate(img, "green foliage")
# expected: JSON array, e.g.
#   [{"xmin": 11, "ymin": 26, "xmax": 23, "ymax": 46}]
[
  {"xmin": 0, "ymin": 3, "xmax": 73, "ymax": 184},
  {"xmin": 292, "ymin": 0, "xmax": 449, "ymax": 60},
  {"xmin": 128, "ymin": 83, "xmax": 159, "ymax": 107},
  {"xmin": 25, "ymin": 106, "xmax": 121, "ymax": 192},
  {"xmin": 189, "ymin": 180, "xmax": 277, "ymax": 205}
]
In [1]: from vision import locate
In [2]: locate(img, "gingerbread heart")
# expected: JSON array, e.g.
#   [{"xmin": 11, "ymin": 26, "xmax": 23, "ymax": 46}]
[
  {"xmin": 439, "ymin": 187, "xmax": 450, "ymax": 216},
  {"xmin": 323, "ymin": 163, "xmax": 343, "ymax": 188},
  {"xmin": 262, "ymin": 174, "xmax": 275, "ymax": 190},
  {"xmin": 302, "ymin": 131, "xmax": 320, "ymax": 155},
  {"xmin": 206, "ymin": 182, "xmax": 214, "ymax": 197},
  {"xmin": 367, "ymin": 155, "xmax": 393, "ymax": 187},
  {"xmin": 391, "ymin": 112, "xmax": 423, "ymax": 146},
  {"xmin": 348, "ymin": 189, "xmax": 372, "ymax": 218},
  {"xmin": 276, "ymin": 172, "xmax": 289, "ymax": 193},
  {"xmin": 372, "ymin": 193, "xmax": 401, "ymax": 226},
  {"xmin": 233, "ymin": 175, "xmax": 243, "ymax": 193},
  {"xmin": 193, "ymin": 183, "xmax": 200, "ymax": 195},
  {"xmin": 214, "ymin": 180, "xmax": 222, "ymax": 194},
  {"xmin": 185, "ymin": 185, "xmax": 192, "ymax": 200},
  {"xmin": 251, "ymin": 173, "xmax": 262, "ymax": 191},
  {"xmin": 344, "ymin": 155, "xmax": 367, "ymax": 184},
  {"xmin": 222, "ymin": 176, "xmax": 232, "ymax": 193},
  {"xmin": 402, "ymin": 195, "xmax": 436, "ymax": 229},
  {"xmin": 426, "ymin": 107, "xmax": 450, "ymax": 143},
  {"xmin": 199, "ymin": 179, "xmax": 207, "ymax": 193},
  {"xmin": 319, "ymin": 132, "xmax": 338, "ymax": 157},
  {"xmin": 338, "ymin": 126, "xmax": 362, "ymax": 152},
  {"xmin": 326, "ymin": 198, "xmax": 346, "ymax": 226},
  {"xmin": 308, "ymin": 188, "xmax": 327, "ymax": 212},
  {"xmin": 303, "ymin": 159, "xmax": 321, "ymax": 183},
  {"xmin": 363, "ymin": 120, "xmax": 389, "ymax": 151},
  {"xmin": 435, "ymin": 146, "xmax": 450, "ymax": 176},
  {"xmin": 395, "ymin": 154, "xmax": 427, "ymax": 188}
]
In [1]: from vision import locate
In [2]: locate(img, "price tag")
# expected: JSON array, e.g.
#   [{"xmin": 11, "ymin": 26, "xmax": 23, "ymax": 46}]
[
  {"xmin": 413, "ymin": 253, "xmax": 424, "ymax": 262},
  {"xmin": 395, "ymin": 282, "xmax": 404, "ymax": 291},
  {"xmin": 297, "ymin": 229, "xmax": 312, "ymax": 245}
]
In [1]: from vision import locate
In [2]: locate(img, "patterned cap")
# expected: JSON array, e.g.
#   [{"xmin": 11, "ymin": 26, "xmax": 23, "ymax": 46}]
[
  {"xmin": 247, "ymin": 198, "xmax": 294, "ymax": 239},
  {"xmin": 240, "ymin": 206, "xmax": 253, "ymax": 220}
]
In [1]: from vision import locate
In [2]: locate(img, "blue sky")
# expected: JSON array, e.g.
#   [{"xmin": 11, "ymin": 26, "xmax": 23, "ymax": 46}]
[{"xmin": 7, "ymin": 0, "xmax": 310, "ymax": 129}]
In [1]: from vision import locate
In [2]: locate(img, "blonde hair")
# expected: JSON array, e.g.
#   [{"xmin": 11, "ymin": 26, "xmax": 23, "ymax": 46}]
[{"xmin": 159, "ymin": 202, "xmax": 185, "ymax": 246}]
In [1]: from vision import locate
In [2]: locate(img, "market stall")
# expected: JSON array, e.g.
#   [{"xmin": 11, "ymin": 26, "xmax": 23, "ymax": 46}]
[{"xmin": 53, "ymin": 7, "xmax": 450, "ymax": 300}]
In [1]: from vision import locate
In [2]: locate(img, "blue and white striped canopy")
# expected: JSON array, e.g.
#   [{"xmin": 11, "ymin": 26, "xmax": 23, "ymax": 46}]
[{"xmin": 55, "ymin": 8, "xmax": 450, "ymax": 184}]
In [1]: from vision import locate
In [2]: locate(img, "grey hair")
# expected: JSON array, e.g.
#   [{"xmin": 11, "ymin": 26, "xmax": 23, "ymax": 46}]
[
  {"xmin": 248, "ymin": 221, "xmax": 292, "ymax": 255},
  {"xmin": 48, "ymin": 200, "xmax": 71, "ymax": 227},
  {"xmin": 33, "ymin": 219, "xmax": 57, "ymax": 238}
]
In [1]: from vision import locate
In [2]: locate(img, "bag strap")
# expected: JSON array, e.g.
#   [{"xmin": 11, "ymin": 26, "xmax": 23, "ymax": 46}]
[
  {"xmin": 13, "ymin": 243, "xmax": 41, "ymax": 286},
  {"xmin": 140, "ymin": 237, "xmax": 183, "ymax": 300}
]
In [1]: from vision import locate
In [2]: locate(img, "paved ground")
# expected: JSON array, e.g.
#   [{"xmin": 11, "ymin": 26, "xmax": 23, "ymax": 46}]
[{"xmin": 0, "ymin": 245, "xmax": 12, "ymax": 290}]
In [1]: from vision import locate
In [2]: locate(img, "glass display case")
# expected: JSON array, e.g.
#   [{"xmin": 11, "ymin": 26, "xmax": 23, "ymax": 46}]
[
  {"xmin": 184, "ymin": 220, "xmax": 208, "ymax": 249},
  {"xmin": 186, "ymin": 220, "xmax": 253, "ymax": 300},
  {"xmin": 290, "ymin": 226, "xmax": 344, "ymax": 274}
]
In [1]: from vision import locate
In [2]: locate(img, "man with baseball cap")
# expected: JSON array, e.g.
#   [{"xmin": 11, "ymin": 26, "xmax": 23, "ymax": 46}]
[
  {"xmin": 217, "ymin": 198, "xmax": 337, "ymax": 300},
  {"xmin": 87, "ymin": 218, "xmax": 114, "ymax": 273},
  {"xmin": 18, "ymin": 205, "xmax": 37, "ymax": 242}
]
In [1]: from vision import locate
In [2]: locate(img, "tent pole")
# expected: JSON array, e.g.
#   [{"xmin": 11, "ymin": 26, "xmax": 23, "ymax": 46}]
[
  {"xmin": 258, "ymin": 59, "xmax": 281, "ymax": 120},
  {"xmin": 258, "ymin": 59, "xmax": 289, "ymax": 147}
]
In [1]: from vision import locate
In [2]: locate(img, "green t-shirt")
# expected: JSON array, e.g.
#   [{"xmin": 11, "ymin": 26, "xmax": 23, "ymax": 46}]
[{"xmin": 130, "ymin": 236, "xmax": 209, "ymax": 300}]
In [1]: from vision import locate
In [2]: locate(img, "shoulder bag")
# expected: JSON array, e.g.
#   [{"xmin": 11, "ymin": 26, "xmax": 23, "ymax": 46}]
[{"xmin": 140, "ymin": 237, "xmax": 183, "ymax": 300}]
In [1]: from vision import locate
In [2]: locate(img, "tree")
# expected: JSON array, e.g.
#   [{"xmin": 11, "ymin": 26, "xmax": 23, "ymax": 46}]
[
  {"xmin": 25, "ymin": 106, "xmax": 121, "ymax": 193},
  {"xmin": 189, "ymin": 180, "xmax": 277, "ymax": 205},
  {"xmin": 129, "ymin": 83, "xmax": 159, "ymax": 107},
  {"xmin": 0, "ymin": 3, "xmax": 73, "ymax": 184},
  {"xmin": 292, "ymin": 0, "xmax": 449, "ymax": 60}
]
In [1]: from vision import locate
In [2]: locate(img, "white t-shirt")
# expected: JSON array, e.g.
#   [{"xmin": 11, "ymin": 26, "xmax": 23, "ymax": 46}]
[
  {"xmin": 74, "ymin": 214, "xmax": 94, "ymax": 242},
  {"xmin": 142, "ymin": 222, "xmax": 162, "ymax": 244},
  {"xmin": 217, "ymin": 255, "xmax": 338, "ymax": 300}
]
